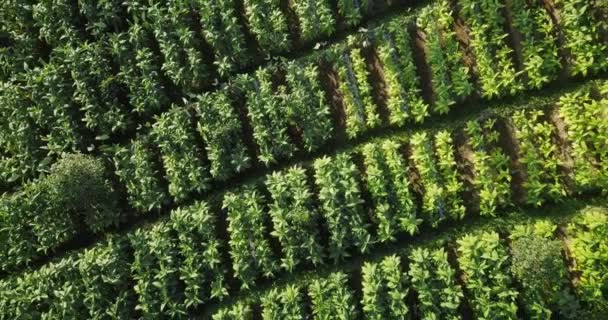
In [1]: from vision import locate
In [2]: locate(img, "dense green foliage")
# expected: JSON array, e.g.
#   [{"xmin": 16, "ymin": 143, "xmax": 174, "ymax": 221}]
[{"xmin": 2, "ymin": 0, "xmax": 608, "ymax": 318}]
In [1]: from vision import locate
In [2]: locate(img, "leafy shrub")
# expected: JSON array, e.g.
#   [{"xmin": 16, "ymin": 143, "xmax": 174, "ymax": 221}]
[
  {"xmin": 510, "ymin": 231, "xmax": 578, "ymax": 319},
  {"xmin": 44, "ymin": 153, "xmax": 119, "ymax": 232}
]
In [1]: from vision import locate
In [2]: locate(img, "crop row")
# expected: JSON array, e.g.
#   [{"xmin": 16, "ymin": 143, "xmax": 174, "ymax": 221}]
[
  {"xmin": 0, "ymin": 0, "xmax": 372, "ymax": 191},
  {"xmin": 1, "ymin": 80, "xmax": 607, "ymax": 311},
  {"xmin": 1, "ymin": 0, "xmax": 374, "ymax": 80},
  {"xmin": 3, "ymin": 200, "xmax": 608, "ymax": 319},
  {"xmin": 2, "ymin": 0, "xmax": 607, "ymax": 194},
  {"xmin": 198, "ymin": 209, "xmax": 608, "ymax": 319}
]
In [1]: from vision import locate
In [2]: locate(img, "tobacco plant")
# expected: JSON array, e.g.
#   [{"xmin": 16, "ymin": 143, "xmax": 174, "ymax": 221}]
[
  {"xmin": 361, "ymin": 255, "xmax": 409, "ymax": 319},
  {"xmin": 457, "ymin": 231, "xmax": 519, "ymax": 319},
  {"xmin": 224, "ymin": 187, "xmax": 278, "ymax": 289},
  {"xmin": 509, "ymin": 0, "xmax": 561, "ymax": 89},
  {"xmin": 558, "ymin": 90, "xmax": 608, "ymax": 191},
  {"xmin": 314, "ymin": 153, "xmax": 371, "ymax": 262},
  {"xmin": 266, "ymin": 166, "xmax": 324, "ymax": 271},
  {"xmin": 511, "ymin": 109, "xmax": 565, "ymax": 206},
  {"xmin": 152, "ymin": 106, "xmax": 210, "ymax": 202},
  {"xmin": 417, "ymin": 2, "xmax": 473, "ymax": 113},
  {"xmin": 284, "ymin": 61, "xmax": 334, "ymax": 152},
  {"xmin": 194, "ymin": 0, "xmax": 250, "ymax": 75},
  {"xmin": 553, "ymin": 0, "xmax": 608, "ymax": 76},
  {"xmin": 409, "ymin": 247, "xmax": 463, "ymax": 319},
  {"xmin": 170, "ymin": 201, "xmax": 228, "ymax": 306},
  {"xmin": 335, "ymin": 37, "xmax": 381, "ymax": 138},
  {"xmin": 362, "ymin": 139, "xmax": 419, "ymax": 241},
  {"xmin": 292, "ymin": 0, "xmax": 335, "ymax": 42},
  {"xmin": 195, "ymin": 90, "xmax": 251, "ymax": 181},
  {"xmin": 243, "ymin": 0, "xmax": 290, "ymax": 53},
  {"xmin": 261, "ymin": 284, "xmax": 307, "ymax": 319},
  {"xmin": 113, "ymin": 137, "xmax": 169, "ymax": 213},
  {"xmin": 129, "ymin": 224, "xmax": 186, "ymax": 318},
  {"xmin": 309, "ymin": 272, "xmax": 358, "ymax": 320},
  {"xmin": 465, "ymin": 119, "xmax": 512, "ymax": 216},
  {"xmin": 375, "ymin": 16, "xmax": 429, "ymax": 124},
  {"xmin": 337, "ymin": 0, "xmax": 370, "ymax": 27},
  {"xmin": 568, "ymin": 209, "xmax": 608, "ymax": 314},
  {"xmin": 458, "ymin": 0, "xmax": 524, "ymax": 98},
  {"xmin": 239, "ymin": 67, "xmax": 295, "ymax": 166}
]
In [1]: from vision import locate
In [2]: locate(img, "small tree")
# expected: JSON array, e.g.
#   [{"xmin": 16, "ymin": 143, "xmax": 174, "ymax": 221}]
[
  {"xmin": 44, "ymin": 153, "xmax": 119, "ymax": 232},
  {"xmin": 511, "ymin": 234, "xmax": 579, "ymax": 318}
]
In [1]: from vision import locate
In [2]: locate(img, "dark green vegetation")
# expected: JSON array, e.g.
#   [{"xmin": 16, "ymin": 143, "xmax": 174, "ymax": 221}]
[{"xmin": 1, "ymin": 0, "xmax": 608, "ymax": 318}]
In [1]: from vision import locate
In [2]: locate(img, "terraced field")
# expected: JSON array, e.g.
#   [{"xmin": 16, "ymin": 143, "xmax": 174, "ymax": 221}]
[{"xmin": 1, "ymin": 0, "xmax": 608, "ymax": 318}]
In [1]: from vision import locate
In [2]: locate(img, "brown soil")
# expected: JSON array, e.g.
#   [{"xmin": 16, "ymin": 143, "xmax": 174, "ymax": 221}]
[
  {"xmin": 233, "ymin": 0, "xmax": 264, "ymax": 61},
  {"xmin": 230, "ymin": 86, "xmax": 262, "ymax": 168},
  {"xmin": 449, "ymin": 0, "xmax": 479, "ymax": 84},
  {"xmin": 406, "ymin": 287, "xmax": 421, "ymax": 319},
  {"xmin": 304, "ymin": 165, "xmax": 332, "ymax": 262},
  {"xmin": 502, "ymin": 0, "xmax": 527, "ymax": 84},
  {"xmin": 556, "ymin": 225, "xmax": 582, "ymax": 288},
  {"xmin": 363, "ymin": 43, "xmax": 391, "ymax": 125},
  {"xmin": 186, "ymin": 8, "xmax": 219, "ymax": 83},
  {"xmin": 368, "ymin": 0, "xmax": 390, "ymax": 17},
  {"xmin": 548, "ymin": 107, "xmax": 577, "ymax": 194},
  {"xmin": 541, "ymin": 0, "xmax": 561, "ymax": 25},
  {"xmin": 282, "ymin": 0, "xmax": 303, "ymax": 49},
  {"xmin": 351, "ymin": 150, "xmax": 379, "ymax": 239},
  {"xmin": 397, "ymin": 142, "xmax": 425, "ymax": 225},
  {"xmin": 402, "ymin": 143, "xmax": 426, "ymax": 205},
  {"xmin": 273, "ymin": 66, "xmax": 305, "ymax": 150},
  {"xmin": 453, "ymin": 129, "xmax": 480, "ymax": 214},
  {"xmin": 446, "ymin": 243, "xmax": 475, "ymax": 320},
  {"xmin": 318, "ymin": 60, "xmax": 349, "ymax": 144},
  {"xmin": 541, "ymin": 0, "xmax": 572, "ymax": 78},
  {"xmin": 185, "ymin": 104, "xmax": 213, "ymax": 185},
  {"xmin": 494, "ymin": 117, "xmax": 527, "ymax": 206},
  {"xmin": 410, "ymin": 26, "xmax": 436, "ymax": 107},
  {"xmin": 207, "ymin": 197, "xmax": 241, "ymax": 298},
  {"xmin": 348, "ymin": 266, "xmax": 365, "ymax": 317}
]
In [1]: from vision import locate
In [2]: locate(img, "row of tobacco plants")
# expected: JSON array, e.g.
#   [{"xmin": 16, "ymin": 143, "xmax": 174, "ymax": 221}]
[
  {"xmin": 2, "ymin": 0, "xmax": 607, "ymax": 195},
  {"xmin": 1, "ymin": 79, "xmax": 607, "ymax": 317},
  {"xmin": 3, "ymin": 199, "xmax": 608, "ymax": 319}
]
